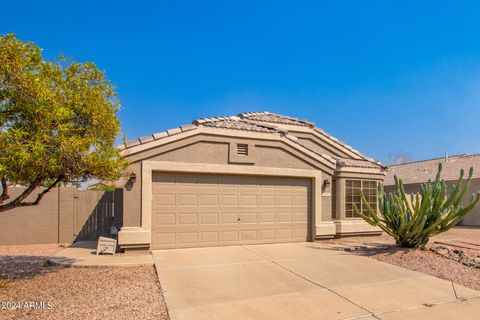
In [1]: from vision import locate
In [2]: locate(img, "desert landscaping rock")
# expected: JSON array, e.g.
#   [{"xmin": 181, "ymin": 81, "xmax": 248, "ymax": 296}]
[
  {"xmin": 323, "ymin": 228, "xmax": 480, "ymax": 291},
  {"xmin": 0, "ymin": 244, "xmax": 169, "ymax": 320}
]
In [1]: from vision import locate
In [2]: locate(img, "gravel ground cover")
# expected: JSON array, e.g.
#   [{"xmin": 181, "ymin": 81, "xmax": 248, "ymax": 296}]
[
  {"xmin": 0, "ymin": 244, "xmax": 169, "ymax": 320},
  {"xmin": 323, "ymin": 227, "xmax": 480, "ymax": 291}
]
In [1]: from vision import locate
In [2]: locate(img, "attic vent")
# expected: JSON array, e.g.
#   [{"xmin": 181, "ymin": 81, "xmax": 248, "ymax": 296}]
[{"xmin": 237, "ymin": 144, "xmax": 248, "ymax": 155}]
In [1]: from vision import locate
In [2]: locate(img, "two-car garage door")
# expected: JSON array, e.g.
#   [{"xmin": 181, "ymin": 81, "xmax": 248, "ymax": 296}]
[{"xmin": 151, "ymin": 172, "xmax": 311, "ymax": 249}]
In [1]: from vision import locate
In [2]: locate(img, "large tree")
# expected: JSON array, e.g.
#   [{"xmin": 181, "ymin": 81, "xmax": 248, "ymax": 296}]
[{"xmin": 0, "ymin": 34, "xmax": 126, "ymax": 212}]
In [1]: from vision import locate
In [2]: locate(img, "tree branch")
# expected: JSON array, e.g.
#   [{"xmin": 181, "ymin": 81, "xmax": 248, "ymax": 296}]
[{"xmin": 0, "ymin": 176, "xmax": 63, "ymax": 213}]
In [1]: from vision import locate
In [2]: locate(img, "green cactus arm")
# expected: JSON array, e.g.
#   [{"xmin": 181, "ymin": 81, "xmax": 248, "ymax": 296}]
[
  {"xmin": 431, "ymin": 183, "xmax": 446, "ymax": 214},
  {"xmin": 398, "ymin": 178, "xmax": 415, "ymax": 216},
  {"xmin": 443, "ymin": 192, "xmax": 480, "ymax": 230},
  {"xmin": 441, "ymin": 170, "xmax": 464, "ymax": 210},
  {"xmin": 453, "ymin": 168, "xmax": 471, "ymax": 208},
  {"xmin": 442, "ymin": 183, "xmax": 460, "ymax": 211},
  {"xmin": 435, "ymin": 163, "xmax": 443, "ymax": 182},
  {"xmin": 410, "ymin": 215, "xmax": 428, "ymax": 240},
  {"xmin": 353, "ymin": 204, "xmax": 377, "ymax": 226},
  {"xmin": 414, "ymin": 193, "xmax": 421, "ymax": 213}
]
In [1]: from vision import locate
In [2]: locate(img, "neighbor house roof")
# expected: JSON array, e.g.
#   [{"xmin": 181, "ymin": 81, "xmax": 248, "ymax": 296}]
[
  {"xmin": 119, "ymin": 111, "xmax": 385, "ymax": 170},
  {"xmin": 385, "ymin": 154, "xmax": 480, "ymax": 185}
]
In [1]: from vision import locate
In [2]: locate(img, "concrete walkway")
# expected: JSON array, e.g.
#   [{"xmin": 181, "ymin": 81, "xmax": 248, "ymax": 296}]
[
  {"xmin": 48, "ymin": 241, "xmax": 153, "ymax": 267},
  {"xmin": 152, "ymin": 242, "xmax": 480, "ymax": 320}
]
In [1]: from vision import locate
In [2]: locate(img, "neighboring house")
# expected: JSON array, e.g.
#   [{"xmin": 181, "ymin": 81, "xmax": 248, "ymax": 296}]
[
  {"xmin": 118, "ymin": 111, "xmax": 386, "ymax": 250},
  {"xmin": 87, "ymin": 181, "xmax": 123, "ymax": 191},
  {"xmin": 87, "ymin": 182, "xmax": 114, "ymax": 191},
  {"xmin": 384, "ymin": 154, "xmax": 480, "ymax": 227}
]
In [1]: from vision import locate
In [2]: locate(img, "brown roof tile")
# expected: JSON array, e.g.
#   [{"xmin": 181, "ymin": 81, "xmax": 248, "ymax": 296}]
[
  {"xmin": 336, "ymin": 158, "xmax": 382, "ymax": 169},
  {"xmin": 197, "ymin": 118, "xmax": 278, "ymax": 133},
  {"xmin": 239, "ymin": 111, "xmax": 315, "ymax": 127},
  {"xmin": 385, "ymin": 154, "xmax": 480, "ymax": 185},
  {"xmin": 119, "ymin": 111, "xmax": 380, "ymax": 170}
]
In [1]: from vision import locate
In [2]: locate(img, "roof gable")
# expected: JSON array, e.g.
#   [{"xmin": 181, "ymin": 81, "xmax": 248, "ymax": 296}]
[{"xmin": 119, "ymin": 110, "xmax": 384, "ymax": 171}]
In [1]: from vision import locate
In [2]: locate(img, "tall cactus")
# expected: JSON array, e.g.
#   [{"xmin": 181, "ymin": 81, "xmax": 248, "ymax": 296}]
[{"xmin": 355, "ymin": 164, "xmax": 480, "ymax": 248}]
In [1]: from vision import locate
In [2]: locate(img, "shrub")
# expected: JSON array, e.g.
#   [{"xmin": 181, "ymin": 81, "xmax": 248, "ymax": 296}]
[{"xmin": 355, "ymin": 164, "xmax": 480, "ymax": 248}]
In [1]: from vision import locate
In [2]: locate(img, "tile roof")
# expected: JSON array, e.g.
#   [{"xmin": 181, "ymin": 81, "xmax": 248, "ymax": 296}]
[
  {"xmin": 118, "ymin": 111, "xmax": 383, "ymax": 170},
  {"xmin": 239, "ymin": 111, "xmax": 315, "ymax": 127},
  {"xmin": 119, "ymin": 124, "xmax": 197, "ymax": 150},
  {"xmin": 385, "ymin": 154, "xmax": 480, "ymax": 185},
  {"xmin": 239, "ymin": 112, "xmax": 384, "ymax": 167},
  {"xmin": 193, "ymin": 116, "xmax": 278, "ymax": 133},
  {"xmin": 335, "ymin": 158, "xmax": 382, "ymax": 169}
]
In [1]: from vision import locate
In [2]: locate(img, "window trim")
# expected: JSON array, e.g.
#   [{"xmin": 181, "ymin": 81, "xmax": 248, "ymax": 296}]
[{"xmin": 345, "ymin": 179, "xmax": 378, "ymax": 219}]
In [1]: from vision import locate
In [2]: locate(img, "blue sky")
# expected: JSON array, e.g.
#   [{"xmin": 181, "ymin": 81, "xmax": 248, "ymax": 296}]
[{"xmin": 1, "ymin": 1, "xmax": 480, "ymax": 163}]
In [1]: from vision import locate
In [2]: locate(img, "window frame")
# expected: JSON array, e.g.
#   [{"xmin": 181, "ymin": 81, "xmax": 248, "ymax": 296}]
[{"xmin": 345, "ymin": 179, "xmax": 378, "ymax": 219}]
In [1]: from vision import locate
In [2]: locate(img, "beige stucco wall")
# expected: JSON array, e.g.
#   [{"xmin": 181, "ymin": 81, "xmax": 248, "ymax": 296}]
[
  {"xmin": 0, "ymin": 187, "xmax": 120, "ymax": 245},
  {"xmin": 384, "ymin": 178, "xmax": 480, "ymax": 227},
  {"xmin": 120, "ymin": 128, "xmax": 385, "ymax": 247},
  {"xmin": 123, "ymin": 161, "xmax": 142, "ymax": 228},
  {"xmin": 121, "ymin": 133, "xmax": 335, "ymax": 231},
  {"xmin": 293, "ymin": 132, "xmax": 352, "ymax": 159}
]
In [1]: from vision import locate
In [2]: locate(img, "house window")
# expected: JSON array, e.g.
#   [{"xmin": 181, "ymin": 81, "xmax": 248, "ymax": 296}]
[
  {"xmin": 345, "ymin": 180, "xmax": 378, "ymax": 218},
  {"xmin": 331, "ymin": 179, "xmax": 337, "ymax": 219}
]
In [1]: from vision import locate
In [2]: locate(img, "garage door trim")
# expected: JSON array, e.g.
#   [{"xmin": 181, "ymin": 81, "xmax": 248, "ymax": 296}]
[{"xmin": 140, "ymin": 161, "xmax": 323, "ymax": 247}]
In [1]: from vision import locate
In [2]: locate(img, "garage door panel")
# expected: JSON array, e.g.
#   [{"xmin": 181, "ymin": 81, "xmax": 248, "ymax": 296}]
[
  {"xmin": 155, "ymin": 232, "xmax": 176, "ymax": 246},
  {"xmin": 240, "ymin": 230, "xmax": 258, "ymax": 241},
  {"xmin": 151, "ymin": 172, "xmax": 311, "ymax": 249},
  {"xmin": 240, "ymin": 195, "xmax": 257, "ymax": 205},
  {"xmin": 199, "ymin": 194, "xmax": 219, "ymax": 206},
  {"xmin": 154, "ymin": 194, "xmax": 176, "ymax": 206},
  {"xmin": 259, "ymin": 195, "xmax": 275, "ymax": 205},
  {"xmin": 200, "ymin": 231, "xmax": 219, "ymax": 243},
  {"xmin": 199, "ymin": 213, "xmax": 219, "ymax": 225},
  {"xmin": 259, "ymin": 212, "xmax": 275, "ymax": 223},
  {"xmin": 179, "ymin": 213, "xmax": 197, "ymax": 225},
  {"xmin": 277, "ymin": 229, "xmax": 294, "ymax": 239},
  {"xmin": 222, "ymin": 231, "xmax": 240, "ymax": 241},
  {"xmin": 154, "ymin": 213, "xmax": 176, "ymax": 226},
  {"xmin": 178, "ymin": 194, "xmax": 197, "ymax": 206},
  {"xmin": 278, "ymin": 212, "xmax": 294, "ymax": 222},
  {"xmin": 221, "ymin": 194, "xmax": 239, "ymax": 206},
  {"xmin": 259, "ymin": 229, "xmax": 276, "ymax": 240},
  {"xmin": 240, "ymin": 212, "xmax": 258, "ymax": 223},
  {"xmin": 221, "ymin": 213, "xmax": 238, "ymax": 224}
]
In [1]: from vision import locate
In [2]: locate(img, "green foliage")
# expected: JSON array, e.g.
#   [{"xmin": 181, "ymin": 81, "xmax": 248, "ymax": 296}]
[
  {"xmin": 88, "ymin": 182, "xmax": 115, "ymax": 192},
  {"xmin": 0, "ymin": 33, "xmax": 127, "ymax": 211},
  {"xmin": 355, "ymin": 164, "xmax": 480, "ymax": 248}
]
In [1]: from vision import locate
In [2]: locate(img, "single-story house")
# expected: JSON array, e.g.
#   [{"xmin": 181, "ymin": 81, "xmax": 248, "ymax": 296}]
[
  {"xmin": 384, "ymin": 153, "xmax": 480, "ymax": 227},
  {"xmin": 118, "ymin": 112, "xmax": 386, "ymax": 250}
]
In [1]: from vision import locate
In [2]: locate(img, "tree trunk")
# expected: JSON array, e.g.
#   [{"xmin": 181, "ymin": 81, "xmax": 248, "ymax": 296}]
[{"xmin": 0, "ymin": 176, "xmax": 9, "ymax": 203}]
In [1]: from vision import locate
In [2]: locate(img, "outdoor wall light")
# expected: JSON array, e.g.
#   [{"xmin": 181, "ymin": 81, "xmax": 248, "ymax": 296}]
[
  {"xmin": 323, "ymin": 179, "xmax": 331, "ymax": 189},
  {"xmin": 129, "ymin": 173, "xmax": 136, "ymax": 183}
]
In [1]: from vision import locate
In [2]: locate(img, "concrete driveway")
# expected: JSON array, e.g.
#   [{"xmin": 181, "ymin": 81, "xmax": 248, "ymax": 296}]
[{"xmin": 152, "ymin": 242, "xmax": 480, "ymax": 320}]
